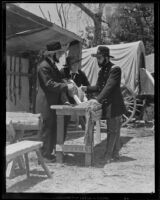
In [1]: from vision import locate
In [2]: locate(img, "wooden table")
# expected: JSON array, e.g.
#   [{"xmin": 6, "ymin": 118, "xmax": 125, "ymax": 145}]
[{"xmin": 51, "ymin": 105, "xmax": 95, "ymax": 166}]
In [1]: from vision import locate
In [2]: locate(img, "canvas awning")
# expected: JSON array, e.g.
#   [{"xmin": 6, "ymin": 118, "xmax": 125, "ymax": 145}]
[{"xmin": 6, "ymin": 4, "xmax": 83, "ymax": 55}]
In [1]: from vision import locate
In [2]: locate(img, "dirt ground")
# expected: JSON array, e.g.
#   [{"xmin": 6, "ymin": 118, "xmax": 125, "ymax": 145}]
[{"xmin": 6, "ymin": 124, "xmax": 154, "ymax": 193}]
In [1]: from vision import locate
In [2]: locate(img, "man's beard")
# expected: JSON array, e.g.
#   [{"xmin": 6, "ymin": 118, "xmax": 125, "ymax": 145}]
[{"xmin": 98, "ymin": 58, "xmax": 107, "ymax": 68}]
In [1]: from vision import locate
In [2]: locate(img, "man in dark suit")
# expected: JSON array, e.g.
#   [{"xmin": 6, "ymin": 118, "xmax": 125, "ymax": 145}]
[
  {"xmin": 81, "ymin": 46, "xmax": 126, "ymax": 163},
  {"xmin": 61, "ymin": 56, "xmax": 90, "ymax": 87},
  {"xmin": 60, "ymin": 56, "xmax": 90, "ymax": 103},
  {"xmin": 36, "ymin": 42, "xmax": 75, "ymax": 162}
]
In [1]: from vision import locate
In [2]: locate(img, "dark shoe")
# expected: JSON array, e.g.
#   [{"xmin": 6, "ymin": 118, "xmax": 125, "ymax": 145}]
[
  {"xmin": 104, "ymin": 154, "xmax": 112, "ymax": 164},
  {"xmin": 43, "ymin": 155, "xmax": 56, "ymax": 163},
  {"xmin": 112, "ymin": 153, "xmax": 120, "ymax": 161}
]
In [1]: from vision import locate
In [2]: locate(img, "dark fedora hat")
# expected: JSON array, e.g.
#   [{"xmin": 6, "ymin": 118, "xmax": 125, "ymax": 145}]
[
  {"xmin": 63, "ymin": 56, "xmax": 80, "ymax": 67},
  {"xmin": 46, "ymin": 42, "xmax": 64, "ymax": 53},
  {"xmin": 91, "ymin": 46, "xmax": 114, "ymax": 58}
]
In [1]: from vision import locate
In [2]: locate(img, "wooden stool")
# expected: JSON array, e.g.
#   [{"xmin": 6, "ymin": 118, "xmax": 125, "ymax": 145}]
[{"xmin": 6, "ymin": 140, "xmax": 52, "ymax": 179}]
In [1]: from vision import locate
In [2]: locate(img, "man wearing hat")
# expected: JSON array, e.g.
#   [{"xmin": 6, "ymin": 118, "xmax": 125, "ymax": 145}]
[
  {"xmin": 81, "ymin": 46, "xmax": 126, "ymax": 163},
  {"xmin": 60, "ymin": 55, "xmax": 90, "ymax": 130},
  {"xmin": 60, "ymin": 55, "xmax": 90, "ymax": 97},
  {"xmin": 36, "ymin": 42, "xmax": 75, "ymax": 162}
]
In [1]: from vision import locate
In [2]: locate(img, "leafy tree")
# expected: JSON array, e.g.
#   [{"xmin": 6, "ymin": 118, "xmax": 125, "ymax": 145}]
[{"xmin": 106, "ymin": 3, "xmax": 154, "ymax": 54}]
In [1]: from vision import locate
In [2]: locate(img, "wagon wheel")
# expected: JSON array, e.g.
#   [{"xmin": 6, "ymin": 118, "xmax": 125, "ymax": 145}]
[{"xmin": 121, "ymin": 86, "xmax": 137, "ymax": 127}]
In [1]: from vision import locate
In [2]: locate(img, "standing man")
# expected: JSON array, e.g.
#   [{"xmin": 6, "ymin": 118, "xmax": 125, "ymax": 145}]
[
  {"xmin": 36, "ymin": 42, "xmax": 75, "ymax": 162},
  {"xmin": 60, "ymin": 55, "xmax": 90, "ymax": 103},
  {"xmin": 61, "ymin": 56, "xmax": 90, "ymax": 87},
  {"xmin": 81, "ymin": 46, "xmax": 126, "ymax": 163}
]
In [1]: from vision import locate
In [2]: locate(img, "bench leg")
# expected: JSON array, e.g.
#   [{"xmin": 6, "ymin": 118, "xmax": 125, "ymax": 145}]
[
  {"xmin": 16, "ymin": 155, "xmax": 25, "ymax": 171},
  {"xmin": 35, "ymin": 149, "xmax": 52, "ymax": 178},
  {"xmin": 24, "ymin": 153, "xmax": 30, "ymax": 178},
  {"xmin": 6, "ymin": 160, "xmax": 16, "ymax": 178}
]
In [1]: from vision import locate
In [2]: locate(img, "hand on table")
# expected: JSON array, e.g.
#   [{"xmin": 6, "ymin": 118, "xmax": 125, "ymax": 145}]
[{"xmin": 80, "ymin": 86, "xmax": 87, "ymax": 92}]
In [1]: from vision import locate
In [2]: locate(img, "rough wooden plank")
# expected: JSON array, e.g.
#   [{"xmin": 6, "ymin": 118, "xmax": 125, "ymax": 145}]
[
  {"xmin": 6, "ymin": 121, "xmax": 16, "ymax": 143},
  {"xmin": 56, "ymin": 144, "xmax": 92, "ymax": 153},
  {"xmin": 6, "ymin": 112, "xmax": 41, "ymax": 131},
  {"xmin": 6, "ymin": 141, "xmax": 42, "ymax": 163}
]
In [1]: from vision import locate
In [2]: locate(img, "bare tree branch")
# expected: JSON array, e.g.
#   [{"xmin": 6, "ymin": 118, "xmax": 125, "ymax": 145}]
[
  {"xmin": 56, "ymin": 3, "xmax": 64, "ymax": 27},
  {"xmin": 66, "ymin": 4, "xmax": 71, "ymax": 21},
  {"xmin": 73, "ymin": 3, "xmax": 95, "ymax": 20},
  {"xmin": 61, "ymin": 4, "xmax": 67, "ymax": 28},
  {"xmin": 39, "ymin": 5, "xmax": 47, "ymax": 20},
  {"xmin": 48, "ymin": 10, "xmax": 51, "ymax": 22}
]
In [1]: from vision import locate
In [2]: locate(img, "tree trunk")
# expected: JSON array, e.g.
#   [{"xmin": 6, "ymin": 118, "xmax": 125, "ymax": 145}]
[{"xmin": 93, "ymin": 19, "xmax": 102, "ymax": 46}]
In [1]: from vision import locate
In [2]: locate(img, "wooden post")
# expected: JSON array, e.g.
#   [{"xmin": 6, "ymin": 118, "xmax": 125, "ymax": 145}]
[
  {"xmin": 56, "ymin": 114, "xmax": 64, "ymax": 163},
  {"xmin": 84, "ymin": 111, "xmax": 94, "ymax": 166},
  {"xmin": 95, "ymin": 120, "xmax": 101, "ymax": 144}
]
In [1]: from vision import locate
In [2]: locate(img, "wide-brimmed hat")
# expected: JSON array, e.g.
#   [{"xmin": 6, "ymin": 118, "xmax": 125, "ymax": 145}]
[
  {"xmin": 63, "ymin": 56, "xmax": 80, "ymax": 67},
  {"xmin": 45, "ymin": 42, "xmax": 68, "ymax": 55},
  {"xmin": 91, "ymin": 46, "xmax": 114, "ymax": 58}
]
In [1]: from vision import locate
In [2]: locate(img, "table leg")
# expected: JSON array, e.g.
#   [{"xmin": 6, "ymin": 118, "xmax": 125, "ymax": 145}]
[
  {"xmin": 56, "ymin": 115, "xmax": 64, "ymax": 163},
  {"xmin": 85, "ymin": 115, "xmax": 94, "ymax": 167},
  {"xmin": 95, "ymin": 120, "xmax": 101, "ymax": 144}
]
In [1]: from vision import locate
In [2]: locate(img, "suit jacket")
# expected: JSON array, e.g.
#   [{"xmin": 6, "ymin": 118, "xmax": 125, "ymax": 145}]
[
  {"xmin": 87, "ymin": 61, "xmax": 126, "ymax": 118},
  {"xmin": 60, "ymin": 67, "xmax": 90, "ymax": 103},
  {"xmin": 60, "ymin": 67, "xmax": 90, "ymax": 87},
  {"xmin": 36, "ymin": 57, "xmax": 68, "ymax": 119}
]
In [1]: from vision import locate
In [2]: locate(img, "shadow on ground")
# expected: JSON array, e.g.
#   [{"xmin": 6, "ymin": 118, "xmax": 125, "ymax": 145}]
[
  {"xmin": 7, "ymin": 175, "xmax": 46, "ymax": 192},
  {"xmin": 63, "ymin": 136, "xmax": 135, "ymax": 168}
]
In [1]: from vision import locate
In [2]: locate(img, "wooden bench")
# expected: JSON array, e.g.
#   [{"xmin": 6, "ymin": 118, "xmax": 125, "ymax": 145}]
[
  {"xmin": 6, "ymin": 140, "xmax": 52, "ymax": 179},
  {"xmin": 6, "ymin": 112, "xmax": 42, "ymax": 141}
]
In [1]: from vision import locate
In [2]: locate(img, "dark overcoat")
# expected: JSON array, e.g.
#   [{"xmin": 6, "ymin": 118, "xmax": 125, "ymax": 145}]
[
  {"xmin": 36, "ymin": 57, "xmax": 67, "ymax": 118},
  {"xmin": 87, "ymin": 61, "xmax": 126, "ymax": 118}
]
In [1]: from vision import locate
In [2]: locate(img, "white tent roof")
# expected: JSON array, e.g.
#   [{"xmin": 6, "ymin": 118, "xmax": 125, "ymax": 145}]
[{"xmin": 80, "ymin": 41, "xmax": 146, "ymax": 95}]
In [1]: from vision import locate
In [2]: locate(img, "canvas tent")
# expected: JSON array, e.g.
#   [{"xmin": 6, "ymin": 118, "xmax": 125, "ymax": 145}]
[
  {"xmin": 145, "ymin": 53, "xmax": 154, "ymax": 74},
  {"xmin": 78, "ymin": 41, "xmax": 154, "ymax": 95}
]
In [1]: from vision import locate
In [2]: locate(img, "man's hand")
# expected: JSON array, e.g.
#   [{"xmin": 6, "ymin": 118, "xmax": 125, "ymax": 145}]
[
  {"xmin": 67, "ymin": 83, "xmax": 78, "ymax": 97},
  {"xmin": 80, "ymin": 86, "xmax": 87, "ymax": 92}
]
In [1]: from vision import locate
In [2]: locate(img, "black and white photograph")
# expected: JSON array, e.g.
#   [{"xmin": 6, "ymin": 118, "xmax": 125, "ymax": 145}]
[{"xmin": 4, "ymin": 2, "xmax": 157, "ymax": 196}]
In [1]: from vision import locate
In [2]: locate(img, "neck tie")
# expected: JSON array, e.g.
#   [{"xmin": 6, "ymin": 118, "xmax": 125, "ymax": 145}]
[{"xmin": 71, "ymin": 73, "xmax": 76, "ymax": 80}]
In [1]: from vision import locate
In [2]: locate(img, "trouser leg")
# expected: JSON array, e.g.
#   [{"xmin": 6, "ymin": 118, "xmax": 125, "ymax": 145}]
[
  {"xmin": 105, "ymin": 116, "xmax": 121, "ymax": 159},
  {"xmin": 112, "ymin": 116, "xmax": 121, "ymax": 157},
  {"xmin": 40, "ymin": 111, "xmax": 57, "ymax": 158}
]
